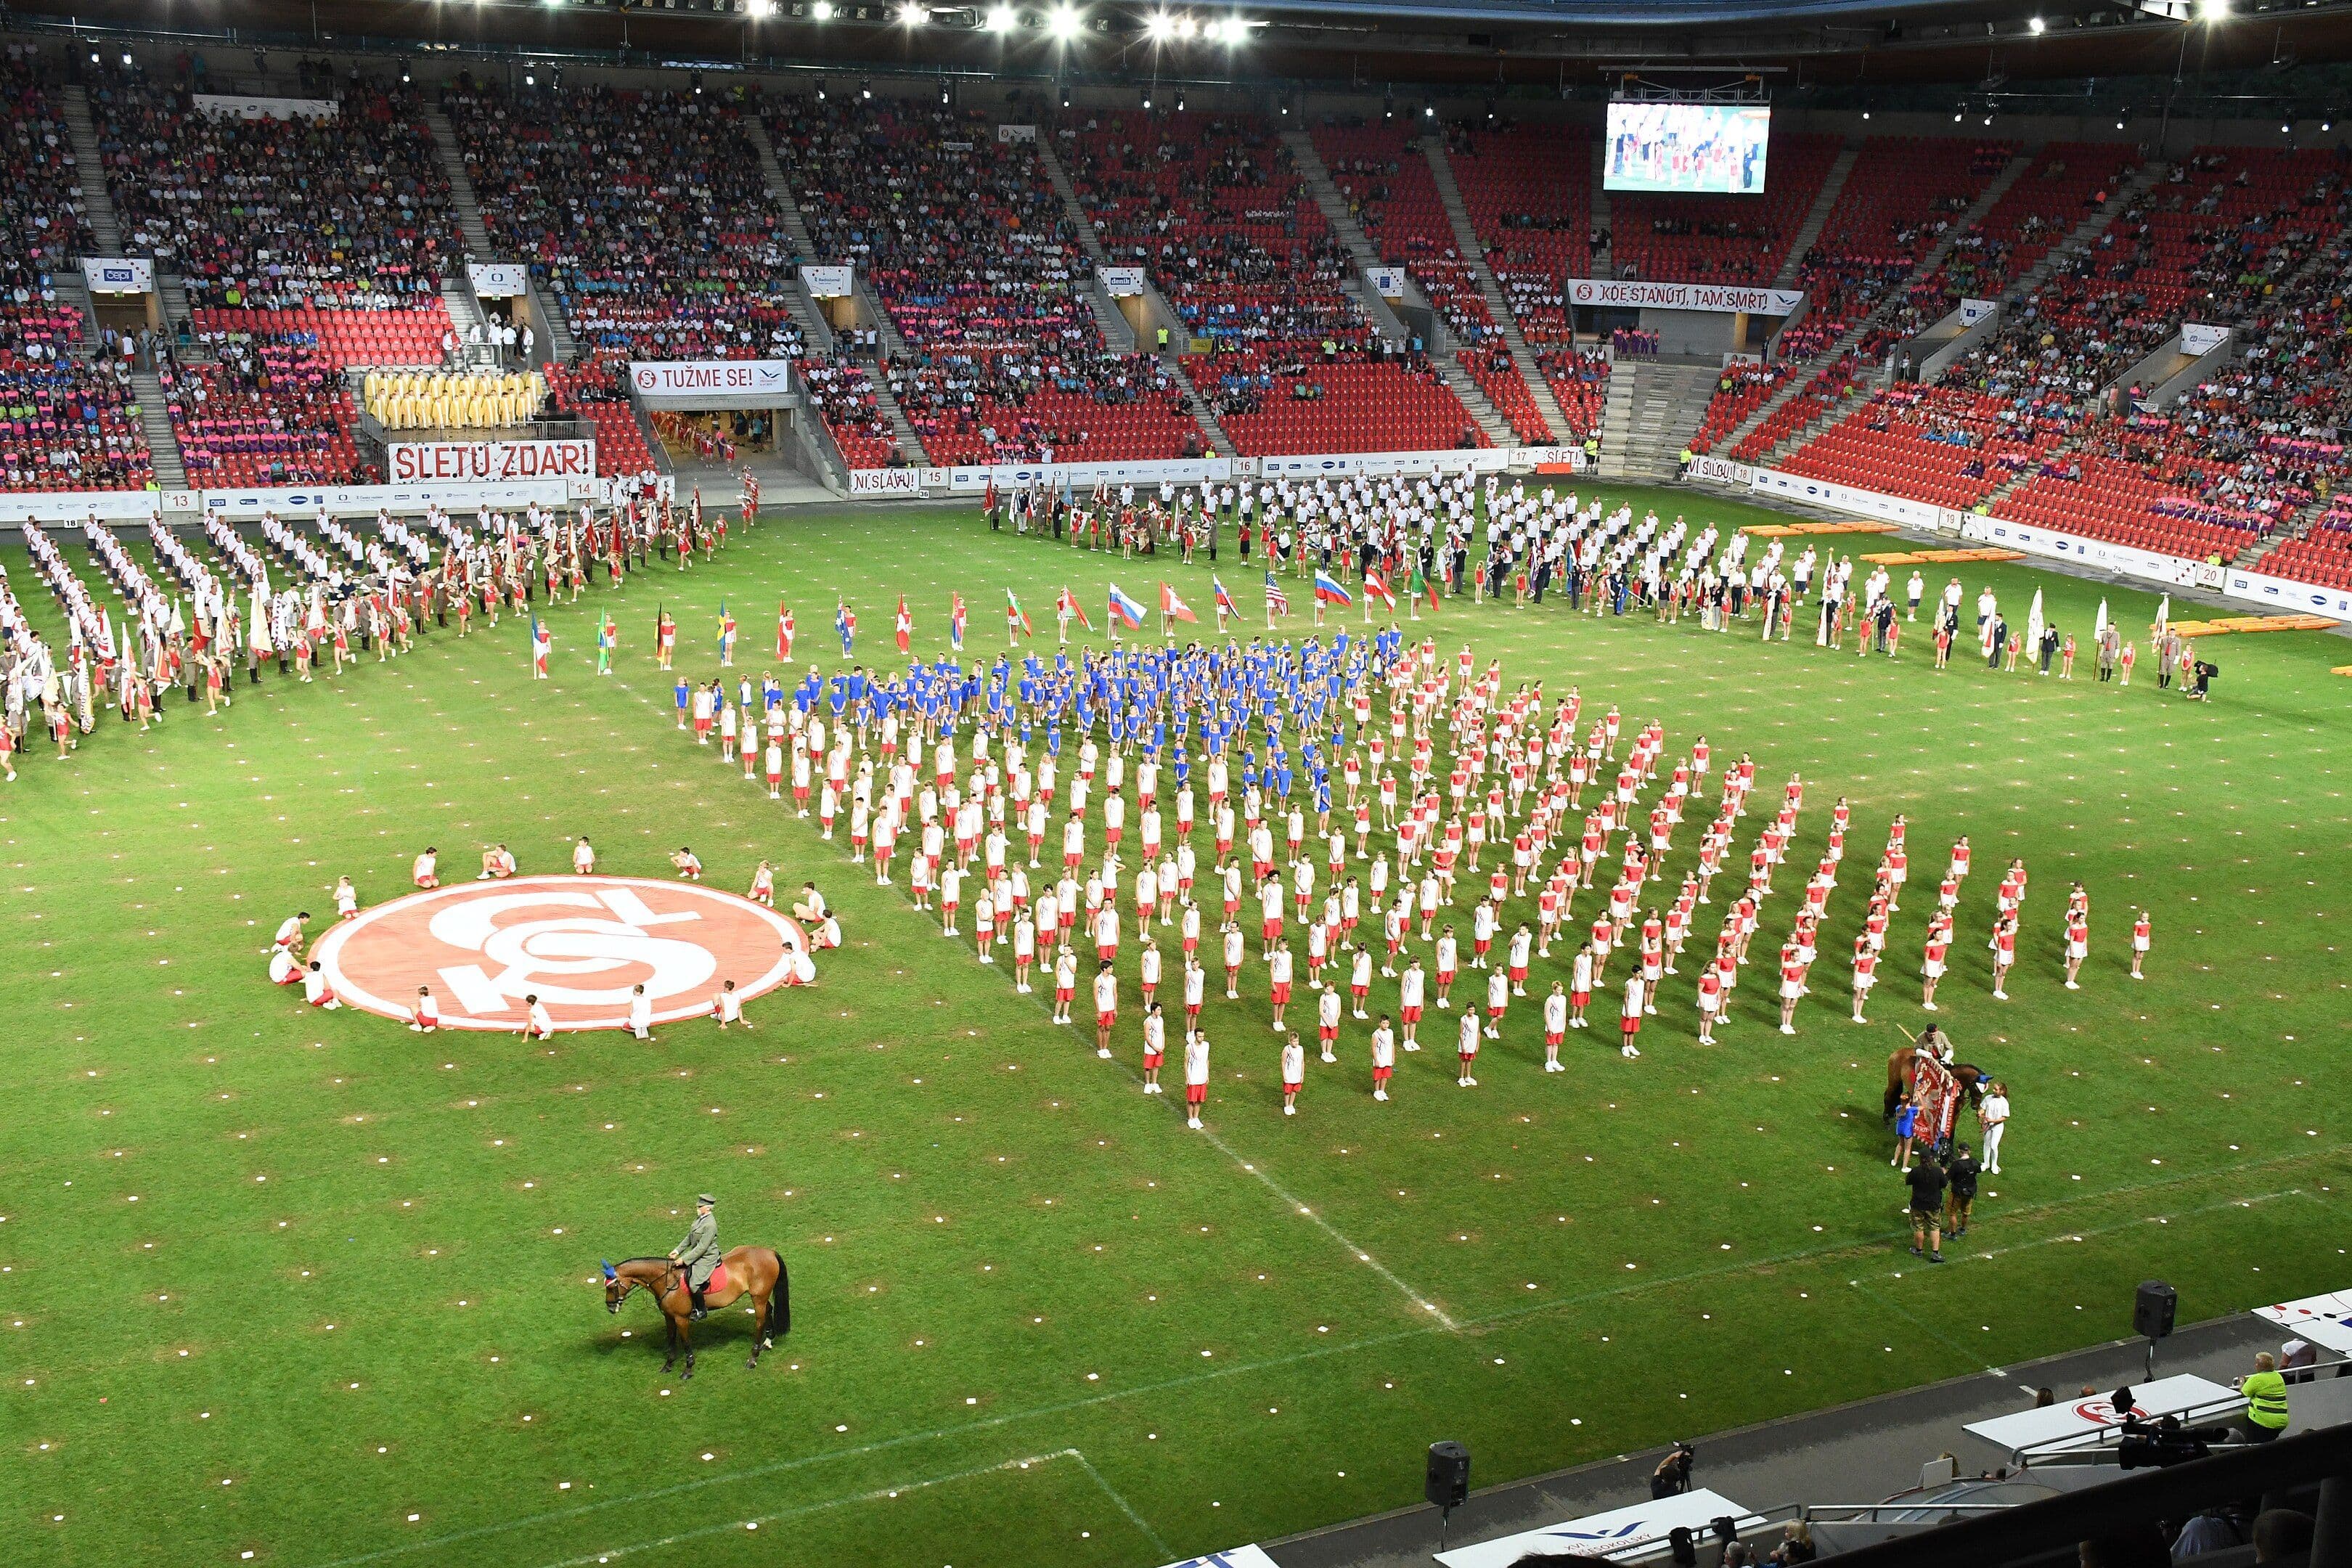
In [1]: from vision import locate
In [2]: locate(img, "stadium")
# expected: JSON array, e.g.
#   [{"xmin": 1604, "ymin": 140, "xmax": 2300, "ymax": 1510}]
[{"xmin": 3, "ymin": 0, "xmax": 2351, "ymax": 1561}]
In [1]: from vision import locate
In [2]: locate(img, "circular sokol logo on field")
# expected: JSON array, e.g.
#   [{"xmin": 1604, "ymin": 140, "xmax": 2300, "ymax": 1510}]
[{"xmin": 311, "ymin": 875, "xmax": 813, "ymax": 1032}]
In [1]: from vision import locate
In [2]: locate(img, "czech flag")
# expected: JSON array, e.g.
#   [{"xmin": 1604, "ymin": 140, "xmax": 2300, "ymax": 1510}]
[
  {"xmin": 950, "ymin": 593, "xmax": 966, "ymax": 651},
  {"xmin": 1313, "ymin": 571, "xmax": 1354, "ymax": 607},
  {"xmin": 1160, "ymin": 582, "xmax": 1197, "ymax": 624},
  {"xmin": 894, "ymin": 595, "xmax": 914, "ymax": 655},
  {"xmin": 1212, "ymin": 576, "xmax": 1241, "ymax": 618},
  {"xmin": 1106, "ymin": 583, "xmax": 1148, "ymax": 630},
  {"xmin": 1007, "ymin": 590, "xmax": 1034, "ymax": 638}
]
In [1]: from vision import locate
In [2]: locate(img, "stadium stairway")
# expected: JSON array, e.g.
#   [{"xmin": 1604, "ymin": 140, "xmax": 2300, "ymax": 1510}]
[
  {"xmin": 423, "ymin": 108, "xmax": 494, "ymax": 256},
  {"xmin": 157, "ymin": 275, "xmax": 211, "ymax": 362},
  {"xmin": 1421, "ymin": 136, "xmax": 1577, "ymax": 444},
  {"xmin": 528, "ymin": 285, "xmax": 578, "ymax": 366},
  {"xmin": 62, "ymin": 87, "xmax": 124, "ymax": 254},
  {"xmin": 1035, "ymin": 137, "xmax": 1238, "ymax": 460},
  {"xmin": 128, "ymin": 368, "xmax": 188, "ymax": 491},
  {"xmin": 849, "ymin": 277, "xmax": 934, "ymax": 467},
  {"xmin": 439, "ymin": 281, "xmax": 503, "ymax": 371},
  {"xmin": 1773, "ymin": 141, "xmax": 1863, "ymax": 289},
  {"xmin": 1282, "ymin": 129, "xmax": 1513, "ymax": 447},
  {"xmin": 742, "ymin": 118, "xmax": 836, "ymax": 354},
  {"xmin": 1716, "ymin": 149, "xmax": 2036, "ymax": 462},
  {"xmin": 1588, "ymin": 139, "xmax": 1612, "ymax": 278},
  {"xmin": 1599, "ymin": 359, "xmax": 1720, "ymax": 481}
]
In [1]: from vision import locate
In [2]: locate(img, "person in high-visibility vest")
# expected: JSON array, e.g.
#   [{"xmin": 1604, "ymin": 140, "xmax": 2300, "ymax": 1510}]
[
  {"xmin": 1156, "ymin": 326, "xmax": 1170, "ymax": 352},
  {"xmin": 2237, "ymin": 1352, "xmax": 2290, "ymax": 1443}
]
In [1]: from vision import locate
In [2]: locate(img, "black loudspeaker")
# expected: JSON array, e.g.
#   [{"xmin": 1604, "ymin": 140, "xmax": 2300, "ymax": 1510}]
[
  {"xmin": 1425, "ymin": 1441, "xmax": 1471, "ymax": 1511},
  {"xmin": 2135, "ymin": 1281, "xmax": 2179, "ymax": 1340}
]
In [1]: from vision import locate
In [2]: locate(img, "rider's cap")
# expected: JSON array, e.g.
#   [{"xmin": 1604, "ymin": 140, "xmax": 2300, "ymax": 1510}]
[{"xmin": 698, "ymin": 1193, "xmax": 717, "ymax": 1206}]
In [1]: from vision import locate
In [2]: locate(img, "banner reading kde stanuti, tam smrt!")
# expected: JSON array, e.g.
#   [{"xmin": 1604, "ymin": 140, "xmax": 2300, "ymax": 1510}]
[
  {"xmin": 1565, "ymin": 278, "xmax": 1806, "ymax": 317},
  {"xmin": 388, "ymin": 440, "xmax": 596, "ymax": 483}
]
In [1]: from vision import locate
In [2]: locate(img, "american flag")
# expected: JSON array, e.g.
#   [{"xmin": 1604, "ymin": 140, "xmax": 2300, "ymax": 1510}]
[{"xmin": 1264, "ymin": 570, "xmax": 1289, "ymax": 616}]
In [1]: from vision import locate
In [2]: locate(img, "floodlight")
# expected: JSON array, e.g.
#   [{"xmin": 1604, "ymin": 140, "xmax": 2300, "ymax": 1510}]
[
  {"xmin": 1048, "ymin": 6, "xmax": 1083, "ymax": 38},
  {"xmin": 987, "ymin": 4, "xmax": 1018, "ymax": 29}
]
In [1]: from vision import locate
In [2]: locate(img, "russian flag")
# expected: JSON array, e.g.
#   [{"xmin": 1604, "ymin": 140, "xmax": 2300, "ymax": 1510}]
[
  {"xmin": 1106, "ymin": 583, "xmax": 1148, "ymax": 630},
  {"xmin": 1212, "ymin": 576, "xmax": 1241, "ymax": 618},
  {"xmin": 1313, "ymin": 571, "xmax": 1354, "ymax": 607}
]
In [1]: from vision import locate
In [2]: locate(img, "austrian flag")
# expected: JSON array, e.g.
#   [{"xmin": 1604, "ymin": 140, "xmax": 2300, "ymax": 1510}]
[{"xmin": 1363, "ymin": 569, "xmax": 1397, "ymax": 610}]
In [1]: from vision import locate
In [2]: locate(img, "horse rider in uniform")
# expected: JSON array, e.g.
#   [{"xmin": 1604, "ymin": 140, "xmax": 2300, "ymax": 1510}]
[{"xmin": 671, "ymin": 1194, "xmax": 720, "ymax": 1320}]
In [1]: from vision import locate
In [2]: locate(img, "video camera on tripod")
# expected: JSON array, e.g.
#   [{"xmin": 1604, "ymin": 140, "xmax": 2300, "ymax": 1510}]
[{"xmin": 2110, "ymin": 1387, "xmax": 2237, "ymax": 1470}]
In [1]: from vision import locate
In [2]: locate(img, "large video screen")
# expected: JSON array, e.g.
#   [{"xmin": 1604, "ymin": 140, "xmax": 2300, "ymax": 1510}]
[{"xmin": 1604, "ymin": 102, "xmax": 1771, "ymax": 195}]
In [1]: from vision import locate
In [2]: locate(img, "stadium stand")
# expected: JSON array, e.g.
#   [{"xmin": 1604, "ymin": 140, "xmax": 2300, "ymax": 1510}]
[
  {"xmin": 767, "ymin": 96, "xmax": 1197, "ymax": 465},
  {"xmin": 1609, "ymin": 129, "xmax": 1842, "ymax": 284},
  {"xmin": 1066, "ymin": 108, "xmax": 1474, "ymax": 455},
  {"xmin": 162, "ymin": 333, "xmax": 365, "ymax": 487},
  {"xmin": 544, "ymin": 361, "xmax": 658, "ymax": 476},
  {"xmin": 1689, "ymin": 362, "xmax": 1787, "ymax": 455},
  {"xmin": 444, "ymin": 78, "xmax": 801, "ymax": 367},
  {"xmin": 1535, "ymin": 348, "xmax": 1610, "ymax": 444},
  {"xmin": 1779, "ymin": 382, "xmax": 2067, "ymax": 510},
  {"xmin": 1443, "ymin": 120, "xmax": 1592, "ymax": 344},
  {"xmin": 89, "ymin": 73, "xmax": 452, "ymax": 311}
]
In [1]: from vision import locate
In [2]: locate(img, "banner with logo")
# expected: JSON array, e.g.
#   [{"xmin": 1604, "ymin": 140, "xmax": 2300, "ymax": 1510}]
[
  {"xmin": 192, "ymin": 92, "xmax": 338, "ymax": 121},
  {"xmin": 388, "ymin": 441, "xmax": 596, "ymax": 485},
  {"xmin": 198, "ymin": 480, "xmax": 571, "ymax": 517},
  {"xmin": 467, "ymin": 262, "xmax": 531, "ymax": 298},
  {"xmin": 997, "ymin": 123, "xmax": 1039, "ymax": 142},
  {"xmin": 81, "ymin": 258, "xmax": 154, "ymax": 295},
  {"xmin": 1958, "ymin": 297, "xmax": 1998, "ymax": 326},
  {"xmin": 1098, "ymin": 266, "xmax": 1148, "ymax": 298},
  {"xmin": 1364, "ymin": 265, "xmax": 1408, "ymax": 299},
  {"xmin": 1153, "ymin": 1546, "xmax": 1279, "ymax": 1568},
  {"xmin": 1964, "ymin": 1374, "xmax": 2240, "ymax": 1456},
  {"xmin": 926, "ymin": 457, "xmax": 1232, "ymax": 495},
  {"xmin": 2181, "ymin": 322, "xmax": 2231, "ymax": 356},
  {"xmin": 0, "ymin": 489, "xmax": 166, "ymax": 526},
  {"xmin": 1960, "ymin": 516, "xmax": 2208, "ymax": 587},
  {"xmin": 1567, "ymin": 278, "xmax": 1805, "ymax": 317},
  {"xmin": 1437, "ymin": 1490, "xmax": 1763, "ymax": 1568},
  {"xmin": 849, "ymin": 468, "xmax": 925, "ymax": 497},
  {"xmin": 629, "ymin": 359, "xmax": 797, "ymax": 409},
  {"xmin": 1505, "ymin": 445, "xmax": 1592, "ymax": 473},
  {"xmin": 2220, "ymin": 568, "xmax": 2352, "ymax": 621},
  {"xmin": 1257, "ymin": 449, "xmax": 1514, "ymax": 481},
  {"xmin": 1749, "ymin": 467, "xmax": 1961, "ymax": 533},
  {"xmin": 799, "ymin": 264, "xmax": 855, "ymax": 300}
]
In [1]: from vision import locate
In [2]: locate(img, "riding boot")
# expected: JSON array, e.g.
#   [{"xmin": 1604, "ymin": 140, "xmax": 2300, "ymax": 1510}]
[{"xmin": 689, "ymin": 1286, "xmax": 709, "ymax": 1320}]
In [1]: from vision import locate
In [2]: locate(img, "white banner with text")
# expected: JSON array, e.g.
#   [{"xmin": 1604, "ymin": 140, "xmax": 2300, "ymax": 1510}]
[
  {"xmin": 848, "ymin": 468, "xmax": 926, "ymax": 497},
  {"xmin": 1097, "ymin": 266, "xmax": 1148, "ymax": 298},
  {"xmin": 630, "ymin": 359, "xmax": 797, "ymax": 404},
  {"xmin": 1749, "ymin": 467, "xmax": 1962, "ymax": 533},
  {"xmin": 388, "ymin": 441, "xmax": 597, "ymax": 485},
  {"xmin": 466, "ymin": 262, "xmax": 531, "ymax": 298},
  {"xmin": 193, "ymin": 92, "xmax": 338, "ymax": 121},
  {"xmin": 1568, "ymin": 278, "xmax": 1805, "ymax": 317}
]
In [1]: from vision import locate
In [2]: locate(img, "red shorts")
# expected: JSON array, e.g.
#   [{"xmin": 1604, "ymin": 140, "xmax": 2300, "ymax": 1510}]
[
  {"xmin": 1055, "ymin": 986, "xmax": 1074, "ymax": 1003},
  {"xmin": 1106, "ymin": 826, "xmax": 1123, "ymax": 844},
  {"xmin": 1622, "ymin": 1015, "xmax": 1641, "ymax": 1036},
  {"xmin": 1437, "ymin": 968, "xmax": 1458, "ymax": 987},
  {"xmin": 1097, "ymin": 1009, "xmax": 1116, "ymax": 1029},
  {"xmin": 1283, "ymin": 1080, "xmax": 1302, "ymax": 1095},
  {"xmin": 1508, "ymin": 965, "xmax": 1528, "ymax": 984},
  {"xmin": 1143, "ymin": 1053, "xmax": 1164, "ymax": 1070},
  {"xmin": 1270, "ymin": 982, "xmax": 1291, "ymax": 1005},
  {"xmin": 1459, "ymin": 1049, "xmax": 1477, "ymax": 1063},
  {"xmin": 1350, "ymin": 983, "xmax": 1368, "ymax": 998},
  {"xmin": 1545, "ymin": 1030, "xmax": 1564, "ymax": 1047},
  {"xmin": 1401, "ymin": 1005, "xmax": 1423, "ymax": 1024},
  {"xmin": 1474, "ymin": 939, "xmax": 1492, "ymax": 956},
  {"xmin": 1185, "ymin": 1083, "xmax": 1207, "ymax": 1105},
  {"xmin": 1572, "ymin": 990, "xmax": 1590, "ymax": 1007},
  {"xmin": 1373, "ymin": 1065, "xmax": 1393, "ymax": 1082},
  {"xmin": 1487, "ymin": 1004, "xmax": 1506, "ymax": 1018},
  {"xmin": 1097, "ymin": 942, "xmax": 1116, "ymax": 962},
  {"xmin": 1318, "ymin": 1024, "xmax": 1338, "ymax": 1042}
]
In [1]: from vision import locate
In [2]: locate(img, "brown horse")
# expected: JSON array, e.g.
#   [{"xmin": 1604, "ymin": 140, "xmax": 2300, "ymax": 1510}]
[
  {"xmin": 1881, "ymin": 1045, "xmax": 1988, "ymax": 1124},
  {"xmin": 603, "ymin": 1249, "xmax": 790, "ymax": 1378}
]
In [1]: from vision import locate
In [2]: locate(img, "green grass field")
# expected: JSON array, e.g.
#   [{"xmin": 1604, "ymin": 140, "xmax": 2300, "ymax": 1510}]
[{"xmin": 6, "ymin": 487, "xmax": 2349, "ymax": 1568}]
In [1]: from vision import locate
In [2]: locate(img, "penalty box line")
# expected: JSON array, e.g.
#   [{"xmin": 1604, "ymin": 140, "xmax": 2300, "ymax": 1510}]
[
  {"xmin": 581, "ymin": 650, "xmax": 1464, "ymax": 1335},
  {"xmin": 296, "ymin": 1169, "xmax": 2320, "ymax": 1568}
]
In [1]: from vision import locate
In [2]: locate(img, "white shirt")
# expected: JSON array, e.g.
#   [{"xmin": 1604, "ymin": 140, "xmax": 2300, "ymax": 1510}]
[{"xmin": 1183, "ymin": 1037, "xmax": 1210, "ymax": 1086}]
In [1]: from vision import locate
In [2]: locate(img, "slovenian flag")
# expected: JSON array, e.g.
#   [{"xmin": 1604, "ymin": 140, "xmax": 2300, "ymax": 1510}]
[
  {"xmin": 1106, "ymin": 584, "xmax": 1148, "ymax": 630},
  {"xmin": 1363, "ymin": 569, "xmax": 1396, "ymax": 610},
  {"xmin": 1212, "ymin": 576, "xmax": 1241, "ymax": 618},
  {"xmin": 1313, "ymin": 571, "xmax": 1354, "ymax": 607},
  {"xmin": 894, "ymin": 595, "xmax": 913, "ymax": 655},
  {"xmin": 1160, "ymin": 582, "xmax": 1197, "ymax": 624},
  {"xmin": 1007, "ymin": 589, "xmax": 1034, "ymax": 638}
]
